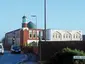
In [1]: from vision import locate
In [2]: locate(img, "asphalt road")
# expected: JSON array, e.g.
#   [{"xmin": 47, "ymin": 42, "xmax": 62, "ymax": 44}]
[
  {"xmin": 0, "ymin": 51, "xmax": 25, "ymax": 64},
  {"xmin": 0, "ymin": 51, "xmax": 38, "ymax": 64}
]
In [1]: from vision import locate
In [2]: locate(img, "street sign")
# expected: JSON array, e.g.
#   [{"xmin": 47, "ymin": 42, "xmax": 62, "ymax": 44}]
[{"xmin": 73, "ymin": 56, "xmax": 85, "ymax": 59}]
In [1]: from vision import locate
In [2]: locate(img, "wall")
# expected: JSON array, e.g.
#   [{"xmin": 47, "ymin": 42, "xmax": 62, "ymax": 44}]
[
  {"xmin": 38, "ymin": 41, "xmax": 85, "ymax": 61},
  {"xmin": 83, "ymin": 35, "xmax": 85, "ymax": 41},
  {"xmin": 45, "ymin": 29, "xmax": 82, "ymax": 41},
  {"xmin": 4, "ymin": 29, "xmax": 21, "ymax": 50}
]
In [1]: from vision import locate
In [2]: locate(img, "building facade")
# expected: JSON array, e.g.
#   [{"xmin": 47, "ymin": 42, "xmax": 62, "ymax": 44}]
[
  {"xmin": 5, "ymin": 16, "xmax": 42, "ymax": 48},
  {"xmin": 5, "ymin": 16, "xmax": 83, "ymax": 49},
  {"xmin": 44, "ymin": 29, "xmax": 82, "ymax": 41}
]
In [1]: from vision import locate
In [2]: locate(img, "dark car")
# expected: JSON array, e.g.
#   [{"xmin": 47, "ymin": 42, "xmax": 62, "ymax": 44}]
[{"xmin": 11, "ymin": 45, "xmax": 21, "ymax": 53}]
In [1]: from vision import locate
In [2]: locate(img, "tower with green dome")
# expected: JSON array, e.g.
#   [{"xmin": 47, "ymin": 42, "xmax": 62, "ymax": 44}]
[{"xmin": 22, "ymin": 16, "xmax": 28, "ymax": 28}]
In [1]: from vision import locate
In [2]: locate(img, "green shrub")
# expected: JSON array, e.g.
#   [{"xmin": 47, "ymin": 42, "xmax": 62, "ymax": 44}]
[
  {"xmin": 45, "ymin": 47, "xmax": 85, "ymax": 64},
  {"xmin": 62, "ymin": 47, "xmax": 85, "ymax": 56},
  {"xmin": 62, "ymin": 47, "xmax": 85, "ymax": 64}
]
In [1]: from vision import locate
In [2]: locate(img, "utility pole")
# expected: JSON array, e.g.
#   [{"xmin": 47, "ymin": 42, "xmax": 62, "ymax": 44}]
[
  {"xmin": 44, "ymin": 0, "xmax": 46, "ymax": 43},
  {"xmin": 39, "ymin": 0, "xmax": 47, "ymax": 63}
]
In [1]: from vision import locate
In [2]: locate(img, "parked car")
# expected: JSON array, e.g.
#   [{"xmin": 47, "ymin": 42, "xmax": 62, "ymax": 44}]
[
  {"xmin": 11, "ymin": 45, "xmax": 21, "ymax": 53},
  {"xmin": 0, "ymin": 43, "xmax": 4, "ymax": 54}
]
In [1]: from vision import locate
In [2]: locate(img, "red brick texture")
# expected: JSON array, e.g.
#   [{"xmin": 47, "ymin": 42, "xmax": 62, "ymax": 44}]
[{"xmin": 20, "ymin": 29, "xmax": 29, "ymax": 47}]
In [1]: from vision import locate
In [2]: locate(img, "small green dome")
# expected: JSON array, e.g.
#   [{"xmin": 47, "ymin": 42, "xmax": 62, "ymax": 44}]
[
  {"xmin": 27, "ymin": 21, "xmax": 36, "ymax": 29},
  {"xmin": 22, "ymin": 16, "xmax": 27, "ymax": 18},
  {"xmin": 22, "ymin": 16, "xmax": 27, "ymax": 23}
]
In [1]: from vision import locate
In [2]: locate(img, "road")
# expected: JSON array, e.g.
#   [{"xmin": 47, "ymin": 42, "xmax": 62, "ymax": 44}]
[
  {"xmin": 0, "ymin": 51, "xmax": 38, "ymax": 64},
  {"xmin": 0, "ymin": 51, "xmax": 25, "ymax": 64}
]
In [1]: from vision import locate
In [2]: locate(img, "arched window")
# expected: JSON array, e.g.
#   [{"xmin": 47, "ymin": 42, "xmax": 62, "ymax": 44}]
[
  {"xmin": 76, "ymin": 35, "xmax": 78, "ymax": 38},
  {"xmin": 29, "ymin": 30, "xmax": 32, "ymax": 38},
  {"xmin": 53, "ymin": 31, "xmax": 61, "ymax": 39},
  {"xmin": 63, "ymin": 34, "xmax": 65, "ymax": 38},
  {"xmin": 66, "ymin": 34, "xmax": 68, "ymax": 38},
  {"xmin": 63, "ymin": 31, "xmax": 72, "ymax": 39},
  {"xmin": 55, "ymin": 31, "xmax": 61, "ymax": 38},
  {"xmin": 74, "ymin": 32, "xmax": 81, "ymax": 39},
  {"xmin": 69, "ymin": 35, "xmax": 71, "ymax": 38},
  {"xmin": 58, "ymin": 35, "xmax": 60, "ymax": 38},
  {"xmin": 56, "ymin": 34, "xmax": 57, "ymax": 38},
  {"xmin": 73, "ymin": 34, "xmax": 75, "ymax": 38}
]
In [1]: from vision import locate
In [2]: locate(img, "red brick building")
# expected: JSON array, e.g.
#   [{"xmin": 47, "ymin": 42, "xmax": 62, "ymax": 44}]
[{"xmin": 5, "ymin": 16, "xmax": 43, "ymax": 50}]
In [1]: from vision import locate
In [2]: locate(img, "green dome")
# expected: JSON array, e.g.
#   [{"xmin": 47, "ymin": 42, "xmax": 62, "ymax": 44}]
[
  {"xmin": 27, "ymin": 21, "xmax": 36, "ymax": 29},
  {"xmin": 22, "ymin": 16, "xmax": 27, "ymax": 23},
  {"xmin": 22, "ymin": 16, "xmax": 27, "ymax": 18}
]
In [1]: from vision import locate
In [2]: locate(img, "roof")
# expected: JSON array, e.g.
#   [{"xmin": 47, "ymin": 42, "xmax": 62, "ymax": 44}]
[
  {"xmin": 27, "ymin": 21, "xmax": 36, "ymax": 29},
  {"xmin": 5, "ymin": 29, "xmax": 21, "ymax": 35}
]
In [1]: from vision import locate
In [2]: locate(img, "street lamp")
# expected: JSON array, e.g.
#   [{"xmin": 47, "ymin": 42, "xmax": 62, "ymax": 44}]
[
  {"xmin": 31, "ymin": 15, "xmax": 37, "ymax": 45},
  {"xmin": 39, "ymin": 0, "xmax": 47, "ymax": 63},
  {"xmin": 44, "ymin": 0, "xmax": 46, "ymax": 43},
  {"xmin": 31, "ymin": 15, "xmax": 37, "ymax": 29}
]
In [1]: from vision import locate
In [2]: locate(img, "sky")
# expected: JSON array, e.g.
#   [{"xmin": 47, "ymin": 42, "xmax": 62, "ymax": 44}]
[{"xmin": 0, "ymin": 0, "xmax": 85, "ymax": 40}]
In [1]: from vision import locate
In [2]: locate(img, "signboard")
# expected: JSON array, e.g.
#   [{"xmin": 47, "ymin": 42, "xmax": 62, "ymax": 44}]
[{"xmin": 73, "ymin": 56, "xmax": 85, "ymax": 59}]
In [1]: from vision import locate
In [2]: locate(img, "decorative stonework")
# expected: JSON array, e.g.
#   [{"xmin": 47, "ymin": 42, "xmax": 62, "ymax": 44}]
[{"xmin": 22, "ymin": 27, "xmax": 29, "ymax": 30}]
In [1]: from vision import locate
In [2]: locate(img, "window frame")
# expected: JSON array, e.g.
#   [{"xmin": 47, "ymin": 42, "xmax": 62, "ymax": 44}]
[{"xmin": 29, "ymin": 30, "xmax": 32, "ymax": 38}]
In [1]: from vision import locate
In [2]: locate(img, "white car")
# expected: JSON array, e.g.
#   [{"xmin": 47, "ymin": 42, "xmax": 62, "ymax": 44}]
[{"xmin": 0, "ymin": 43, "xmax": 4, "ymax": 54}]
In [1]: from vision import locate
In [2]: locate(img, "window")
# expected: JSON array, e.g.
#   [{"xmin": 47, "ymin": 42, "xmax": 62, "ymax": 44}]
[
  {"xmin": 63, "ymin": 35, "xmax": 65, "ymax": 38},
  {"xmin": 56, "ymin": 35, "xmax": 57, "ymax": 38},
  {"xmin": 37, "ymin": 31, "xmax": 39, "ymax": 37},
  {"xmin": 69, "ymin": 35, "xmax": 70, "ymax": 38},
  {"xmin": 29, "ymin": 30, "xmax": 32, "ymax": 38},
  {"xmin": 30, "ymin": 34, "xmax": 32, "ymax": 38},
  {"xmin": 74, "ymin": 34, "xmax": 80, "ymax": 38},
  {"xmin": 74, "ymin": 32, "xmax": 81, "ymax": 39},
  {"xmin": 33, "ymin": 34, "xmax": 36, "ymax": 38},
  {"xmin": 33, "ymin": 30, "xmax": 36, "ymax": 38},
  {"xmin": 59, "ymin": 35, "xmax": 60, "ymax": 38},
  {"xmin": 76, "ymin": 35, "xmax": 81, "ymax": 38},
  {"xmin": 56, "ymin": 34, "xmax": 60, "ymax": 38},
  {"xmin": 73, "ymin": 35, "xmax": 75, "ymax": 38},
  {"xmin": 76, "ymin": 35, "xmax": 78, "ymax": 38},
  {"xmin": 66, "ymin": 34, "xmax": 68, "ymax": 38}
]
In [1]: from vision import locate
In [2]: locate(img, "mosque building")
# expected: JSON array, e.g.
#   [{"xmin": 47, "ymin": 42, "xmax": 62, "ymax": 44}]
[
  {"xmin": 4, "ymin": 16, "xmax": 83, "ymax": 49},
  {"xmin": 5, "ymin": 16, "xmax": 42, "ymax": 48}
]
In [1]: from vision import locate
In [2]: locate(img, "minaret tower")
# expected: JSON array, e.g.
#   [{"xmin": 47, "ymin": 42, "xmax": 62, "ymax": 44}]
[
  {"xmin": 22, "ymin": 16, "xmax": 28, "ymax": 28},
  {"xmin": 20, "ymin": 16, "xmax": 28, "ymax": 47}
]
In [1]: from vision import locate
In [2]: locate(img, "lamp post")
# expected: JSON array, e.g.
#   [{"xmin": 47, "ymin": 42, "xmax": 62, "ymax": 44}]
[
  {"xmin": 31, "ymin": 15, "xmax": 37, "ymax": 29},
  {"xmin": 31, "ymin": 15, "xmax": 37, "ymax": 45},
  {"xmin": 31, "ymin": 15, "xmax": 37, "ymax": 28},
  {"xmin": 44, "ymin": 0, "xmax": 46, "ymax": 43},
  {"xmin": 39, "ymin": 0, "xmax": 47, "ymax": 63}
]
